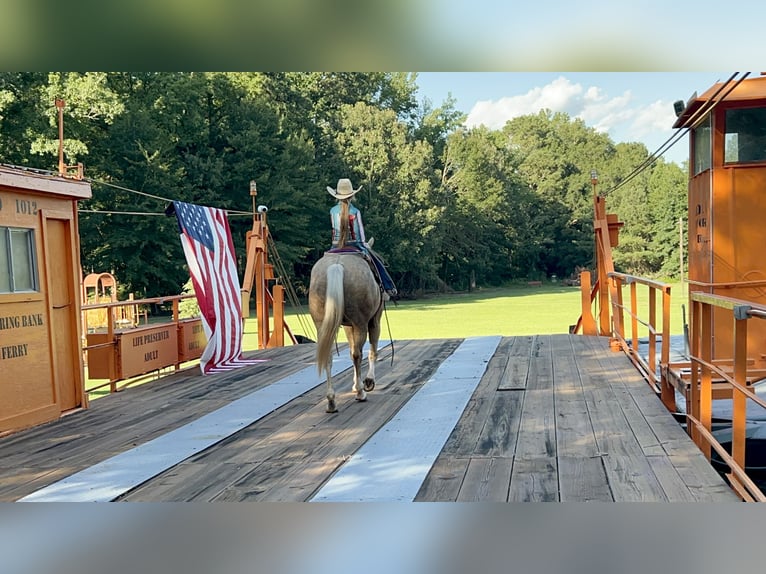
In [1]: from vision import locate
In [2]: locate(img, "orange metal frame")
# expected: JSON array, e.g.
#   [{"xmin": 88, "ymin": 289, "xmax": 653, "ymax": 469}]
[
  {"xmin": 574, "ymin": 175, "xmax": 766, "ymax": 501},
  {"xmin": 685, "ymin": 292, "xmax": 766, "ymax": 501},
  {"xmin": 240, "ymin": 181, "xmax": 295, "ymax": 349},
  {"xmin": 607, "ymin": 272, "xmax": 675, "ymax": 411},
  {"xmin": 572, "ymin": 179, "xmax": 624, "ymax": 340}
]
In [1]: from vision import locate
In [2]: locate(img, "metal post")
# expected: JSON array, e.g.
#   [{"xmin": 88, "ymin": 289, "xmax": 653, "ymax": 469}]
[
  {"xmin": 699, "ymin": 303, "xmax": 713, "ymax": 459},
  {"xmin": 56, "ymin": 99, "xmax": 65, "ymax": 176},
  {"xmin": 679, "ymin": 217, "xmax": 684, "ymax": 295},
  {"xmin": 660, "ymin": 286, "xmax": 676, "ymax": 411},
  {"xmin": 732, "ymin": 314, "xmax": 748, "ymax": 469}
]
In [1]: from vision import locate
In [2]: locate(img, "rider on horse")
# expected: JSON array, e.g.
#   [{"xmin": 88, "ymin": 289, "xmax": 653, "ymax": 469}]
[{"xmin": 327, "ymin": 178, "xmax": 398, "ymax": 299}]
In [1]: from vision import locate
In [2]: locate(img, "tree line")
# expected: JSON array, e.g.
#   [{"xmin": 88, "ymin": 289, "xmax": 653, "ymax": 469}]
[{"xmin": 0, "ymin": 72, "xmax": 688, "ymax": 299}]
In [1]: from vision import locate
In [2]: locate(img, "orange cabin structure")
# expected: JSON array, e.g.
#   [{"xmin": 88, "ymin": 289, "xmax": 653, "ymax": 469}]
[
  {"xmin": 674, "ymin": 75, "xmax": 766, "ymax": 368},
  {"xmin": 0, "ymin": 165, "xmax": 92, "ymax": 434}
]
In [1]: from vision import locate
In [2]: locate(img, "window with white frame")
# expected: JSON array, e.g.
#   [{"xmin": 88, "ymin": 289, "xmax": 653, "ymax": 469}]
[{"xmin": 0, "ymin": 227, "xmax": 38, "ymax": 293}]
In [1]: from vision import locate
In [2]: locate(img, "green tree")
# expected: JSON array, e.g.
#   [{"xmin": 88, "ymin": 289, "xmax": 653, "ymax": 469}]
[
  {"xmin": 503, "ymin": 110, "xmax": 616, "ymax": 223},
  {"xmin": 332, "ymin": 101, "xmax": 442, "ymax": 293},
  {"xmin": 0, "ymin": 73, "xmax": 55, "ymax": 166},
  {"xmin": 78, "ymin": 72, "xmax": 308, "ymax": 297},
  {"xmin": 647, "ymin": 160, "xmax": 688, "ymax": 278},
  {"xmin": 0, "ymin": 72, "xmax": 692, "ymax": 299}
]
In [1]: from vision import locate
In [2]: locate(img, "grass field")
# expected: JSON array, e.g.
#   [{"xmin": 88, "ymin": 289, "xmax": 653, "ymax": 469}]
[{"xmin": 258, "ymin": 281, "xmax": 687, "ymax": 347}]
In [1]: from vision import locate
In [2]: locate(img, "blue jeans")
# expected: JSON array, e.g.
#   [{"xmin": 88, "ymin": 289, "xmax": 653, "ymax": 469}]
[{"xmin": 370, "ymin": 253, "xmax": 396, "ymax": 293}]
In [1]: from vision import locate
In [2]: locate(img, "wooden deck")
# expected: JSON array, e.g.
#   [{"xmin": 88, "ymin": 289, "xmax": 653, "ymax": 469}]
[{"xmin": 0, "ymin": 334, "xmax": 739, "ymax": 502}]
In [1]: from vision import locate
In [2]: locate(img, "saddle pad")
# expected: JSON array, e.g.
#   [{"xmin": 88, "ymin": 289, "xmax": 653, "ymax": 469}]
[{"xmin": 326, "ymin": 246, "xmax": 363, "ymax": 255}]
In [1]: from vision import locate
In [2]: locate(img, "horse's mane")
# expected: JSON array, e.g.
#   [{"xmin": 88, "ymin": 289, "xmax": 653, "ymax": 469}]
[{"xmin": 338, "ymin": 199, "xmax": 350, "ymax": 247}]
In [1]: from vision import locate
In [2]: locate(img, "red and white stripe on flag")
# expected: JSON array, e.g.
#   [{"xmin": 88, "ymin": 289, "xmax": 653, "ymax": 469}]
[{"xmin": 172, "ymin": 201, "xmax": 260, "ymax": 374}]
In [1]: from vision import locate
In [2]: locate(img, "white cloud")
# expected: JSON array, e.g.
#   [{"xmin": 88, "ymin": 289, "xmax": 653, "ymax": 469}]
[
  {"xmin": 464, "ymin": 76, "xmax": 677, "ymax": 148},
  {"xmin": 465, "ymin": 76, "xmax": 585, "ymax": 130},
  {"xmin": 630, "ymin": 99, "xmax": 677, "ymax": 137}
]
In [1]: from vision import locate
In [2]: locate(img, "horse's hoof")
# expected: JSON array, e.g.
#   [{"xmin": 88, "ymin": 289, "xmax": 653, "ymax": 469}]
[
  {"xmin": 326, "ymin": 399, "xmax": 337, "ymax": 413},
  {"xmin": 355, "ymin": 391, "xmax": 367, "ymax": 402},
  {"xmin": 363, "ymin": 378, "xmax": 375, "ymax": 392}
]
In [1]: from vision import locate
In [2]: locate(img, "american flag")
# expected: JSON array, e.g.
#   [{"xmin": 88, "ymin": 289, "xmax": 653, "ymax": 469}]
[{"xmin": 172, "ymin": 201, "xmax": 258, "ymax": 374}]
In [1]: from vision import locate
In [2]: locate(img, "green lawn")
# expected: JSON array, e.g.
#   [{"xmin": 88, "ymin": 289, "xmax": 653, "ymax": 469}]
[{"xmin": 268, "ymin": 281, "xmax": 687, "ymax": 346}]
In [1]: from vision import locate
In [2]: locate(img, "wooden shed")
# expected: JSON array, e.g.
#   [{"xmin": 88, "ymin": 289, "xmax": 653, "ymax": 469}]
[
  {"xmin": 0, "ymin": 165, "xmax": 92, "ymax": 434},
  {"xmin": 673, "ymin": 74, "xmax": 766, "ymax": 367}
]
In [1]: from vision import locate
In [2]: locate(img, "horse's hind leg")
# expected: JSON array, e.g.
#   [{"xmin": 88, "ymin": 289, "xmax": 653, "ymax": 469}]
[
  {"xmin": 323, "ymin": 356, "xmax": 337, "ymax": 413},
  {"xmin": 344, "ymin": 325, "xmax": 367, "ymax": 402},
  {"xmin": 363, "ymin": 313, "xmax": 381, "ymax": 392}
]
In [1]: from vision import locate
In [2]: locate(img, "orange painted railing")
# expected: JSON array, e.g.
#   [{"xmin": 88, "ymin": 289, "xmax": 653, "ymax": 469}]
[
  {"xmin": 81, "ymin": 294, "xmax": 205, "ymax": 393},
  {"xmin": 686, "ymin": 291, "xmax": 766, "ymax": 502},
  {"xmin": 607, "ymin": 272, "xmax": 676, "ymax": 412},
  {"xmin": 581, "ymin": 270, "xmax": 766, "ymax": 501}
]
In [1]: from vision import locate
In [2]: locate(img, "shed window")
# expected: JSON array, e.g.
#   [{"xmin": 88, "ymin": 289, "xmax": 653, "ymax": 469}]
[
  {"xmin": 725, "ymin": 107, "xmax": 766, "ymax": 164},
  {"xmin": 693, "ymin": 116, "xmax": 712, "ymax": 175},
  {"xmin": 0, "ymin": 227, "xmax": 38, "ymax": 293}
]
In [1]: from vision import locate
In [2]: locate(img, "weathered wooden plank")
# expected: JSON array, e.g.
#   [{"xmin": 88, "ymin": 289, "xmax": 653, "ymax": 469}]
[
  {"xmin": 213, "ymin": 458, "xmax": 297, "ymax": 501},
  {"xmin": 574, "ymin": 335, "xmax": 736, "ymax": 501},
  {"xmin": 20, "ymin": 391, "xmax": 312, "ymax": 500},
  {"xmin": 188, "ymin": 385, "xmax": 338, "ymax": 466},
  {"xmin": 121, "ymin": 395, "xmax": 328, "ymax": 501},
  {"xmin": 644, "ymin": 455, "xmax": 698, "ymax": 502},
  {"xmin": 515, "ymin": 389, "xmax": 556, "ymax": 459},
  {"xmin": 480, "ymin": 336, "xmax": 514, "ymax": 388},
  {"xmin": 590, "ymin": 340, "xmax": 663, "ymax": 442},
  {"xmin": 586, "ymin": 391, "xmax": 653, "ymax": 457},
  {"xmin": 602, "ymin": 455, "xmax": 668, "ymax": 502},
  {"xmin": 420, "ymin": 339, "xmax": 513, "ymax": 499},
  {"xmin": 574, "ymin": 337, "xmax": 649, "ymax": 459},
  {"xmin": 264, "ymin": 458, "xmax": 353, "ymax": 502},
  {"xmin": 457, "ymin": 456, "xmax": 513, "ymax": 501},
  {"xmin": 551, "ymin": 335, "xmax": 601, "ymax": 458},
  {"xmin": 123, "ymin": 404, "xmax": 339, "ymax": 501},
  {"xmin": 118, "ymin": 462, "xmax": 259, "ymax": 502},
  {"xmin": 661, "ymin": 440, "xmax": 741, "ymax": 501},
  {"xmin": 607, "ymin": 385, "xmax": 663, "ymax": 454},
  {"xmin": 439, "ymin": 337, "xmax": 512, "ymax": 456},
  {"xmin": 414, "ymin": 456, "xmax": 470, "ymax": 502},
  {"xmin": 474, "ymin": 390, "xmax": 523, "ymax": 457},
  {"xmin": 508, "ymin": 457, "xmax": 558, "ymax": 501},
  {"xmin": 643, "ymin": 413, "xmax": 696, "ymax": 446},
  {"xmin": 557, "ymin": 455, "xmax": 613, "ymax": 501},
  {"xmin": 526, "ymin": 335, "xmax": 553, "ymax": 390},
  {"xmin": 499, "ymin": 335, "xmax": 533, "ymax": 390},
  {"xmin": 0, "ymin": 467, "xmax": 76, "ymax": 500}
]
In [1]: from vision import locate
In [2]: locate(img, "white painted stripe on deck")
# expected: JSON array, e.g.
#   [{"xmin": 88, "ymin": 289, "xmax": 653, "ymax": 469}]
[
  {"xmin": 20, "ymin": 342, "xmax": 390, "ymax": 502},
  {"xmin": 310, "ymin": 335, "xmax": 501, "ymax": 502}
]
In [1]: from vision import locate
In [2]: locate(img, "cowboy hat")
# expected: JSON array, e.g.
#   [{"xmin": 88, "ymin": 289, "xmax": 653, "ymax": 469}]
[{"xmin": 327, "ymin": 178, "xmax": 361, "ymax": 200}]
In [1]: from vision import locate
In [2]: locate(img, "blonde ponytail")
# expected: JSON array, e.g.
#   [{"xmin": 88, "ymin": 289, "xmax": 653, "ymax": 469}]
[{"xmin": 338, "ymin": 199, "xmax": 350, "ymax": 247}]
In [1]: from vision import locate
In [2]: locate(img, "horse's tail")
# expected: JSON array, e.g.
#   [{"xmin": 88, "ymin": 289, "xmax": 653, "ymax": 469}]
[{"xmin": 316, "ymin": 263, "xmax": 344, "ymax": 376}]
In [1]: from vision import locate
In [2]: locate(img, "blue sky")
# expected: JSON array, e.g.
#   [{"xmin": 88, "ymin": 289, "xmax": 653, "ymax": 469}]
[{"xmin": 415, "ymin": 72, "xmax": 738, "ymax": 165}]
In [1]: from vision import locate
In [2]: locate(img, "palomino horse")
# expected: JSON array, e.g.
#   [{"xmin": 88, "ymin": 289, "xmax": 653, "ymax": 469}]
[{"xmin": 309, "ymin": 251, "xmax": 384, "ymax": 413}]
